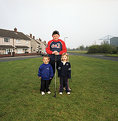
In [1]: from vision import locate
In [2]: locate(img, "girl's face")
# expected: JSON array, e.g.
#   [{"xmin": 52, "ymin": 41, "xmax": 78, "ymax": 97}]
[
  {"xmin": 62, "ymin": 55, "xmax": 67, "ymax": 61},
  {"xmin": 52, "ymin": 34, "xmax": 60, "ymax": 40}
]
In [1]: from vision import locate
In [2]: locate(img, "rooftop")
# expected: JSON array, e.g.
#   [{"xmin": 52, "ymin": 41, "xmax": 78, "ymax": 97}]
[{"xmin": 0, "ymin": 28, "xmax": 30, "ymax": 40}]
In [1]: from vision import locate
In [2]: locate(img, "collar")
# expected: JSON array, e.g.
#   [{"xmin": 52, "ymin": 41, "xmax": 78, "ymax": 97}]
[
  {"xmin": 52, "ymin": 39, "xmax": 61, "ymax": 42},
  {"xmin": 43, "ymin": 63, "xmax": 49, "ymax": 65},
  {"xmin": 62, "ymin": 61, "xmax": 67, "ymax": 65}
]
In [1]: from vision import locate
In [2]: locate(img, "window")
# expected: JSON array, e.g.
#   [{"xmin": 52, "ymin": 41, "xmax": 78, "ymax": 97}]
[
  {"xmin": 4, "ymin": 38, "xmax": 10, "ymax": 42},
  {"xmin": 26, "ymin": 40, "xmax": 29, "ymax": 44},
  {"xmin": 16, "ymin": 39, "xmax": 20, "ymax": 43}
]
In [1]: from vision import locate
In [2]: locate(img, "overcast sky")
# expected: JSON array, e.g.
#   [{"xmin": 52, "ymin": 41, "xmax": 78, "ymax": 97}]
[{"xmin": 0, "ymin": 0, "xmax": 118, "ymax": 48}]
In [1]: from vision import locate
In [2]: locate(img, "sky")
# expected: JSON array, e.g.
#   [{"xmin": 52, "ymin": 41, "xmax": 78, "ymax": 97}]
[{"xmin": 0, "ymin": 0, "xmax": 118, "ymax": 48}]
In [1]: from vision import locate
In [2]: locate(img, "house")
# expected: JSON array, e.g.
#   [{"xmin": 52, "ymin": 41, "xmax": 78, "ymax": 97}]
[
  {"xmin": 36, "ymin": 39, "xmax": 47, "ymax": 54},
  {"xmin": 27, "ymin": 34, "xmax": 41, "ymax": 53},
  {"xmin": 27, "ymin": 34, "xmax": 47, "ymax": 54},
  {"xmin": 39, "ymin": 40, "xmax": 47, "ymax": 54},
  {"xmin": 0, "ymin": 28, "xmax": 31, "ymax": 55}
]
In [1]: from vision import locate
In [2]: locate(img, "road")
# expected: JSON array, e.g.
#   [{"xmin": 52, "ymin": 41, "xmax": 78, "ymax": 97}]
[
  {"xmin": 68, "ymin": 53, "xmax": 118, "ymax": 61},
  {"xmin": 0, "ymin": 55, "xmax": 41, "ymax": 62},
  {"xmin": 0, "ymin": 53, "xmax": 118, "ymax": 62}
]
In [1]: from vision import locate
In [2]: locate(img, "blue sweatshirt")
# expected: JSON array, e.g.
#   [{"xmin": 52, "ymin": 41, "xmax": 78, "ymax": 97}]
[{"xmin": 38, "ymin": 63, "xmax": 53, "ymax": 80}]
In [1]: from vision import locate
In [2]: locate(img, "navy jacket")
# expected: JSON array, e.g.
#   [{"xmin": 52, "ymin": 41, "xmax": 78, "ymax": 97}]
[
  {"xmin": 38, "ymin": 63, "xmax": 53, "ymax": 80},
  {"xmin": 58, "ymin": 62, "xmax": 71, "ymax": 79}
]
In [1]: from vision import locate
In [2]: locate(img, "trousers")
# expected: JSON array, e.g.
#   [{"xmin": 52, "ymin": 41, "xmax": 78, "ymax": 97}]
[
  {"xmin": 49, "ymin": 59, "xmax": 61, "ymax": 85},
  {"xmin": 59, "ymin": 76, "xmax": 70, "ymax": 92},
  {"xmin": 40, "ymin": 79, "xmax": 49, "ymax": 92}
]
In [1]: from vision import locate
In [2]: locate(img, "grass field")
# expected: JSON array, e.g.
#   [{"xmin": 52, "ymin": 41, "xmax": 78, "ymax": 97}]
[
  {"xmin": 67, "ymin": 50, "xmax": 87, "ymax": 54},
  {"xmin": 0, "ymin": 56, "xmax": 118, "ymax": 121},
  {"xmin": 104, "ymin": 54, "xmax": 118, "ymax": 57}
]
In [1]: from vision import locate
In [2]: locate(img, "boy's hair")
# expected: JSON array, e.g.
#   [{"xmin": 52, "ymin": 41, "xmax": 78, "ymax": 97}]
[
  {"xmin": 43, "ymin": 55, "xmax": 50, "ymax": 60},
  {"xmin": 52, "ymin": 30, "xmax": 60, "ymax": 36},
  {"xmin": 61, "ymin": 53, "xmax": 69, "ymax": 62}
]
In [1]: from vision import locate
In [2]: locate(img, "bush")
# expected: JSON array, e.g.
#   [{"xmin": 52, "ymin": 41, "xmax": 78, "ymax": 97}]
[
  {"xmin": 88, "ymin": 44, "xmax": 118, "ymax": 54},
  {"xmin": 111, "ymin": 46, "xmax": 117, "ymax": 54},
  {"xmin": 87, "ymin": 45, "xmax": 100, "ymax": 53},
  {"xmin": 100, "ymin": 44, "xmax": 112, "ymax": 53},
  {"xmin": 116, "ymin": 47, "xmax": 118, "ymax": 53}
]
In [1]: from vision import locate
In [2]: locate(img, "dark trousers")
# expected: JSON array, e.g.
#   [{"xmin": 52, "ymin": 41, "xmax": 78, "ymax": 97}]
[
  {"xmin": 63, "ymin": 79, "xmax": 69, "ymax": 88},
  {"xmin": 49, "ymin": 59, "xmax": 61, "ymax": 85},
  {"xmin": 40, "ymin": 79, "xmax": 49, "ymax": 92},
  {"xmin": 59, "ymin": 76, "xmax": 70, "ymax": 92}
]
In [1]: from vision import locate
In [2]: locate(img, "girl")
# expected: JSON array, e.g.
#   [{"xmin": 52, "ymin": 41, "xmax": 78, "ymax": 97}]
[{"xmin": 58, "ymin": 53, "xmax": 71, "ymax": 95}]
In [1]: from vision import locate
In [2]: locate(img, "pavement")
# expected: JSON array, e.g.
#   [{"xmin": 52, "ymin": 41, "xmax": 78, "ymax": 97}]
[
  {"xmin": 0, "ymin": 55, "xmax": 41, "ymax": 62},
  {"xmin": 68, "ymin": 52, "xmax": 118, "ymax": 61}
]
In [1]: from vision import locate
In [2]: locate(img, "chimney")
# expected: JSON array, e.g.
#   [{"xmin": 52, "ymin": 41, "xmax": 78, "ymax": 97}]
[
  {"xmin": 39, "ymin": 38, "xmax": 41, "ymax": 41},
  {"xmin": 14, "ymin": 28, "xmax": 17, "ymax": 32},
  {"xmin": 33, "ymin": 36, "xmax": 35, "ymax": 39},
  {"xmin": 30, "ymin": 34, "xmax": 32, "ymax": 38}
]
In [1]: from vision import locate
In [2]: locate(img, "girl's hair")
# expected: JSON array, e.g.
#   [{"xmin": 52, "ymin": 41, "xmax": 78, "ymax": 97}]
[{"xmin": 61, "ymin": 53, "xmax": 69, "ymax": 62}]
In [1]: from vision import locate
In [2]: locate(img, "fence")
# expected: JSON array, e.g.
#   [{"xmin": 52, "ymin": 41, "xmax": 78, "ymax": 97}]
[{"xmin": 0, "ymin": 53, "xmax": 40, "ymax": 58}]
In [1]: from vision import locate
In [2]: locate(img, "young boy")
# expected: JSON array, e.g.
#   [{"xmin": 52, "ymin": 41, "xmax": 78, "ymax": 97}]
[
  {"xmin": 38, "ymin": 56, "xmax": 53, "ymax": 95},
  {"xmin": 46, "ymin": 30, "xmax": 67, "ymax": 85}
]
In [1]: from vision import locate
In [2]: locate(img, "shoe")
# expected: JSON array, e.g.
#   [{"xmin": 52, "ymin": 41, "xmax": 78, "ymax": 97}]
[
  {"xmin": 41, "ymin": 92, "xmax": 45, "ymax": 95},
  {"xmin": 67, "ymin": 92, "xmax": 70, "ymax": 95},
  {"xmin": 47, "ymin": 91, "xmax": 51, "ymax": 94},
  {"xmin": 59, "ymin": 92, "xmax": 63, "ymax": 95}
]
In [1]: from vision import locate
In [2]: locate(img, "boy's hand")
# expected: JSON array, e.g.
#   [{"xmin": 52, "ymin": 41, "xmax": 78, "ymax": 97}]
[
  {"xmin": 52, "ymin": 51, "xmax": 59, "ymax": 55},
  {"xmin": 39, "ymin": 77, "xmax": 41, "ymax": 79},
  {"xmin": 52, "ymin": 51, "xmax": 56, "ymax": 54},
  {"xmin": 55, "ymin": 51, "xmax": 59, "ymax": 55}
]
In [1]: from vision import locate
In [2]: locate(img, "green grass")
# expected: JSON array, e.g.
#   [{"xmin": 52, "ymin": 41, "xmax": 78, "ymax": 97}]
[
  {"xmin": 67, "ymin": 50, "xmax": 87, "ymax": 54},
  {"xmin": 104, "ymin": 54, "xmax": 118, "ymax": 57},
  {"xmin": 0, "ymin": 56, "xmax": 118, "ymax": 121}
]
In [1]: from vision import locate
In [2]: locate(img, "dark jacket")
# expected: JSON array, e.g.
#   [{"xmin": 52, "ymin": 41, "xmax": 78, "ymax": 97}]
[
  {"xmin": 58, "ymin": 62, "xmax": 71, "ymax": 79},
  {"xmin": 38, "ymin": 63, "xmax": 53, "ymax": 80}
]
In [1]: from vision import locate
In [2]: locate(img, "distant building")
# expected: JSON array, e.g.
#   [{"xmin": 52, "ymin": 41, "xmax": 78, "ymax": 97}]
[
  {"xmin": 27, "ymin": 34, "xmax": 41, "ymax": 53},
  {"xmin": 37, "ymin": 39, "xmax": 47, "ymax": 54},
  {"xmin": 110, "ymin": 37, "xmax": 118, "ymax": 46},
  {"xmin": 27, "ymin": 34, "xmax": 47, "ymax": 54},
  {"xmin": 0, "ymin": 28, "xmax": 47, "ymax": 55},
  {"xmin": 0, "ymin": 28, "xmax": 31, "ymax": 54}
]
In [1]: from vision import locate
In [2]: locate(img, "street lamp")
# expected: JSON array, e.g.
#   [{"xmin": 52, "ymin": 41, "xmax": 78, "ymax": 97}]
[{"xmin": 64, "ymin": 37, "xmax": 68, "ymax": 42}]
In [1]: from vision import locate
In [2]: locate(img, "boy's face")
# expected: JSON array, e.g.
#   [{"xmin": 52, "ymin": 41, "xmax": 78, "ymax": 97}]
[
  {"xmin": 43, "ymin": 57, "xmax": 49, "ymax": 64},
  {"xmin": 52, "ymin": 34, "xmax": 60, "ymax": 40},
  {"xmin": 62, "ymin": 55, "xmax": 67, "ymax": 61}
]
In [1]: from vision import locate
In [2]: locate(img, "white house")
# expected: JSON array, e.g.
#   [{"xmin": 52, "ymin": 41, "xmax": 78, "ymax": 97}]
[
  {"xmin": 27, "ymin": 34, "xmax": 47, "ymax": 54},
  {"xmin": 0, "ymin": 28, "xmax": 31, "ymax": 54}
]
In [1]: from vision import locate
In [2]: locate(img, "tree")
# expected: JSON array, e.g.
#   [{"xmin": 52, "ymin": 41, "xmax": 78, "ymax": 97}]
[
  {"xmin": 87, "ymin": 44, "xmax": 117, "ymax": 54},
  {"xmin": 79, "ymin": 45, "xmax": 84, "ymax": 50}
]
